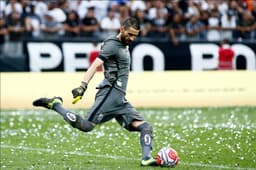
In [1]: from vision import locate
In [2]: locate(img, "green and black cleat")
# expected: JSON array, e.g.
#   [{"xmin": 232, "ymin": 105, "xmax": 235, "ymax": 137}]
[
  {"xmin": 141, "ymin": 157, "xmax": 158, "ymax": 166},
  {"xmin": 33, "ymin": 96, "xmax": 63, "ymax": 109}
]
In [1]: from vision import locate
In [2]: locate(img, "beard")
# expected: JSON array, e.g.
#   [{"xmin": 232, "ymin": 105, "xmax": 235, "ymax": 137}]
[{"xmin": 120, "ymin": 34, "xmax": 131, "ymax": 45}]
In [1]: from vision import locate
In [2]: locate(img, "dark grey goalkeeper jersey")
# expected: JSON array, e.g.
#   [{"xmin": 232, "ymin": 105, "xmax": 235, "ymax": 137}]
[
  {"xmin": 87, "ymin": 35, "xmax": 144, "ymax": 128},
  {"xmin": 97, "ymin": 35, "xmax": 130, "ymax": 93}
]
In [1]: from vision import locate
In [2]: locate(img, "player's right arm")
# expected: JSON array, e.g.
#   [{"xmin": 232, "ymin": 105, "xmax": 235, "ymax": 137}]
[
  {"xmin": 72, "ymin": 58, "xmax": 103, "ymax": 104},
  {"xmin": 82, "ymin": 58, "xmax": 103, "ymax": 84},
  {"xmin": 72, "ymin": 39, "xmax": 115, "ymax": 104}
]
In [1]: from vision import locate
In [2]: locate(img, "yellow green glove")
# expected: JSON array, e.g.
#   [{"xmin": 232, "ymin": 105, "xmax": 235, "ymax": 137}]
[{"xmin": 71, "ymin": 82, "xmax": 87, "ymax": 104}]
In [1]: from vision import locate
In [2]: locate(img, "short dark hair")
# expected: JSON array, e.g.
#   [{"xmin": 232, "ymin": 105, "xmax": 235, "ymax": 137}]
[{"xmin": 121, "ymin": 17, "xmax": 140, "ymax": 30}]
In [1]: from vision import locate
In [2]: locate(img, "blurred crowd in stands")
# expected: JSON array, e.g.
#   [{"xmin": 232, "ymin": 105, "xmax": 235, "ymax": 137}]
[{"xmin": 0, "ymin": 0, "xmax": 256, "ymax": 57}]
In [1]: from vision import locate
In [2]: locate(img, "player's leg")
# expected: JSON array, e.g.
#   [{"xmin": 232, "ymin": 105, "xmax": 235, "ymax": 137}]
[
  {"xmin": 85, "ymin": 86, "xmax": 128, "ymax": 125},
  {"xmin": 131, "ymin": 120, "xmax": 156, "ymax": 166},
  {"xmin": 115, "ymin": 109, "xmax": 156, "ymax": 166},
  {"xmin": 32, "ymin": 97, "xmax": 95, "ymax": 132},
  {"xmin": 35, "ymin": 87, "xmax": 115, "ymax": 131}
]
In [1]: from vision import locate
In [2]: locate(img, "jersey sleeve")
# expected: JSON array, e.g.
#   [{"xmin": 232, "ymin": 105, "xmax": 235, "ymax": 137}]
[{"xmin": 98, "ymin": 41, "xmax": 116, "ymax": 62}]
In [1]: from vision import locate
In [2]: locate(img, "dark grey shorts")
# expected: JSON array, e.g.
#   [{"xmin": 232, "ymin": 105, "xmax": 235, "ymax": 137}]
[{"xmin": 86, "ymin": 86, "xmax": 144, "ymax": 131}]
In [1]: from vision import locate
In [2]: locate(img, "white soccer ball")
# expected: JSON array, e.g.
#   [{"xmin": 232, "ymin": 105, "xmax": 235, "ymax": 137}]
[{"xmin": 156, "ymin": 147, "xmax": 179, "ymax": 167}]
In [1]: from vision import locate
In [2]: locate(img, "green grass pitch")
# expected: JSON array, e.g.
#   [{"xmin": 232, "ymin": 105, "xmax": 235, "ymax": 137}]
[{"xmin": 1, "ymin": 107, "xmax": 256, "ymax": 170}]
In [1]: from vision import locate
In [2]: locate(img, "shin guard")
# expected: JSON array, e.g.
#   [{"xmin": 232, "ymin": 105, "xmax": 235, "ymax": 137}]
[{"xmin": 136, "ymin": 122, "xmax": 153, "ymax": 160}]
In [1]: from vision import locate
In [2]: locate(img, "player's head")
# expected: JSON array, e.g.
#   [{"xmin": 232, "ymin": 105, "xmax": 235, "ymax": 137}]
[{"xmin": 119, "ymin": 17, "xmax": 140, "ymax": 45}]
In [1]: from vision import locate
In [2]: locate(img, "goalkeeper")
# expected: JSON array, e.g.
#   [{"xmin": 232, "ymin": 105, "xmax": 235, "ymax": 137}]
[{"xmin": 33, "ymin": 17, "xmax": 156, "ymax": 166}]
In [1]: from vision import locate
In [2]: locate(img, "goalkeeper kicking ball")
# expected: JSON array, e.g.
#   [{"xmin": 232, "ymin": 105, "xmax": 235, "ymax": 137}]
[{"xmin": 156, "ymin": 147, "xmax": 179, "ymax": 167}]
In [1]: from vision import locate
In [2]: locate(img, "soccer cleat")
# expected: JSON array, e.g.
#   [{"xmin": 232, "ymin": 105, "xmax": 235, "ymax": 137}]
[
  {"xmin": 141, "ymin": 157, "xmax": 157, "ymax": 166},
  {"xmin": 33, "ymin": 96, "xmax": 63, "ymax": 109}
]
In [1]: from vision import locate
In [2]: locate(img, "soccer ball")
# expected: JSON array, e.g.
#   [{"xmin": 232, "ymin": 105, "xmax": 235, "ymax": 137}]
[{"xmin": 156, "ymin": 147, "xmax": 179, "ymax": 167}]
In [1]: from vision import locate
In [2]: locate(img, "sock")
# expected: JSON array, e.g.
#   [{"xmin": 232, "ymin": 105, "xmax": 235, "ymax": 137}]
[
  {"xmin": 136, "ymin": 122, "xmax": 153, "ymax": 160},
  {"xmin": 53, "ymin": 103, "xmax": 94, "ymax": 132}
]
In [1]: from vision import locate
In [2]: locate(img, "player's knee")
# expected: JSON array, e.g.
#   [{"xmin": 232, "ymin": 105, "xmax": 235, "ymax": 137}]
[
  {"xmin": 143, "ymin": 122, "xmax": 153, "ymax": 134},
  {"xmin": 64, "ymin": 113, "xmax": 95, "ymax": 132},
  {"xmin": 136, "ymin": 122, "xmax": 153, "ymax": 134},
  {"xmin": 78, "ymin": 119, "xmax": 95, "ymax": 132}
]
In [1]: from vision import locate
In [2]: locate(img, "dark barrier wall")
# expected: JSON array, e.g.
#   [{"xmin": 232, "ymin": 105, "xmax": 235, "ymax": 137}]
[{"xmin": 1, "ymin": 39, "xmax": 256, "ymax": 71}]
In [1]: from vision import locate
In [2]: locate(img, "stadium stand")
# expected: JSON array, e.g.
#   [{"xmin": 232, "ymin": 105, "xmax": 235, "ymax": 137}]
[{"xmin": 0, "ymin": 0, "xmax": 255, "ymax": 65}]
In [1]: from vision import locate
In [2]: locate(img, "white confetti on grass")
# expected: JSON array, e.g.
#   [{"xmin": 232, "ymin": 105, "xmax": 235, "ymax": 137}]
[
  {"xmin": 1, "ymin": 108, "xmax": 256, "ymax": 169},
  {"xmin": 1, "ymin": 145, "xmax": 255, "ymax": 170}
]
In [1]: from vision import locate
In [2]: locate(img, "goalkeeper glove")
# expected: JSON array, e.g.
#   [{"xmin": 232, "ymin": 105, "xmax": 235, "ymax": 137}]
[{"xmin": 72, "ymin": 81, "xmax": 88, "ymax": 104}]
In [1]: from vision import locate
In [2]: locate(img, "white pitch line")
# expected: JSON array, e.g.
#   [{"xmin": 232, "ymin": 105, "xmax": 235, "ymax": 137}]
[{"xmin": 1, "ymin": 145, "xmax": 255, "ymax": 170}]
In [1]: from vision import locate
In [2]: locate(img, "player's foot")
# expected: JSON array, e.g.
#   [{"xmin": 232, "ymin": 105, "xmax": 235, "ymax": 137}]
[
  {"xmin": 33, "ymin": 97, "xmax": 63, "ymax": 109},
  {"xmin": 141, "ymin": 157, "xmax": 157, "ymax": 166}
]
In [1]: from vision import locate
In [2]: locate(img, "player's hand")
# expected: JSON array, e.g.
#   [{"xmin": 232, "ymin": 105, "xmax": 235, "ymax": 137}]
[{"xmin": 72, "ymin": 82, "xmax": 88, "ymax": 104}]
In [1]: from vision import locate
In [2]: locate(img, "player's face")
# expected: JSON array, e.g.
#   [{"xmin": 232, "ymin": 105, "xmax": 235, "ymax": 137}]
[{"xmin": 121, "ymin": 27, "xmax": 140, "ymax": 45}]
